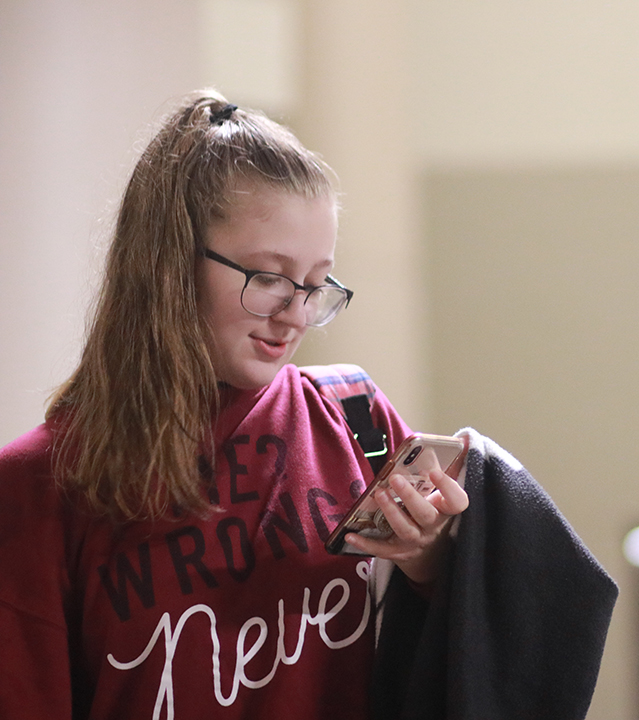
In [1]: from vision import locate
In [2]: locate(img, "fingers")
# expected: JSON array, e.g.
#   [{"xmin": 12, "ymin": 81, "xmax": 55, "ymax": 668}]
[
  {"xmin": 389, "ymin": 469, "xmax": 468, "ymax": 526},
  {"xmin": 425, "ymin": 469, "xmax": 469, "ymax": 516},
  {"xmin": 373, "ymin": 483, "xmax": 434, "ymax": 547},
  {"xmin": 384, "ymin": 477, "xmax": 437, "ymax": 532},
  {"xmin": 344, "ymin": 468, "xmax": 469, "ymax": 561},
  {"xmin": 342, "ymin": 482, "xmax": 430, "ymax": 559},
  {"xmin": 344, "ymin": 457, "xmax": 471, "ymax": 585},
  {"xmin": 344, "ymin": 528, "xmax": 408, "ymax": 559}
]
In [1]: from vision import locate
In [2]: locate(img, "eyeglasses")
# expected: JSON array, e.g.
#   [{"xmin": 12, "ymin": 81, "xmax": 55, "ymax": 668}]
[{"xmin": 203, "ymin": 248, "xmax": 354, "ymax": 327}]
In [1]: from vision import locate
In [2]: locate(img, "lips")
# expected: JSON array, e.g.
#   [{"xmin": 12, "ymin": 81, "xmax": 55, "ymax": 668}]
[{"xmin": 251, "ymin": 335, "xmax": 290, "ymax": 359}]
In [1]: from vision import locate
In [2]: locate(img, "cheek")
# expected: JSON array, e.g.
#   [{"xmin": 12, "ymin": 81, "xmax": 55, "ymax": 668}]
[
  {"xmin": 195, "ymin": 262, "xmax": 240, "ymax": 327},
  {"xmin": 200, "ymin": 293, "xmax": 243, "ymax": 342}
]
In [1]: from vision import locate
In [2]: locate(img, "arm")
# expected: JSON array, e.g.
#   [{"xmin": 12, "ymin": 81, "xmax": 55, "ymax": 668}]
[
  {"xmin": 0, "ymin": 425, "xmax": 75, "ymax": 719},
  {"xmin": 0, "ymin": 605, "xmax": 74, "ymax": 719}
]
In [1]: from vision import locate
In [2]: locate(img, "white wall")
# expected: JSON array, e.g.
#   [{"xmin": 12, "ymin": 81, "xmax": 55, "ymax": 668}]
[{"xmin": 0, "ymin": 0, "xmax": 203, "ymax": 445}]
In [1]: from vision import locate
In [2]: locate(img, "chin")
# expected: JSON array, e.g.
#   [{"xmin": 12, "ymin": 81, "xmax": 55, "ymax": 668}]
[{"xmin": 224, "ymin": 361, "xmax": 287, "ymax": 390}]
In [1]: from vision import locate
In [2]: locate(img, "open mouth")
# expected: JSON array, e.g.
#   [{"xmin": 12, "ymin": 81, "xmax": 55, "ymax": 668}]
[
  {"xmin": 251, "ymin": 335, "xmax": 289, "ymax": 358},
  {"xmin": 252, "ymin": 334, "xmax": 287, "ymax": 347}
]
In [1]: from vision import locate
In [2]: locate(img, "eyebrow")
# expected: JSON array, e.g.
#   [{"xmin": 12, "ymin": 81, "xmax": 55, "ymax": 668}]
[{"xmin": 243, "ymin": 250, "xmax": 334, "ymax": 271}]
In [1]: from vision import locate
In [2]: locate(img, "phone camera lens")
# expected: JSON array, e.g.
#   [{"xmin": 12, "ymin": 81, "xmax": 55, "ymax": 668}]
[{"xmin": 403, "ymin": 446, "xmax": 423, "ymax": 466}]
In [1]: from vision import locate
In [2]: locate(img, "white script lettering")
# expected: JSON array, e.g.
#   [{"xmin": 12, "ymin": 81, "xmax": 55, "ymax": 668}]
[{"xmin": 107, "ymin": 561, "xmax": 371, "ymax": 719}]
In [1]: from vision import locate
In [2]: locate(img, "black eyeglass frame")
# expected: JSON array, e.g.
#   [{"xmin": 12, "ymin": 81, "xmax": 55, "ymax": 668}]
[{"xmin": 202, "ymin": 248, "xmax": 354, "ymax": 325}]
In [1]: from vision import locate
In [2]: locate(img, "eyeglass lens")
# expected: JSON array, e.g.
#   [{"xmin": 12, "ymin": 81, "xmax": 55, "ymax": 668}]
[{"xmin": 242, "ymin": 273, "xmax": 347, "ymax": 327}]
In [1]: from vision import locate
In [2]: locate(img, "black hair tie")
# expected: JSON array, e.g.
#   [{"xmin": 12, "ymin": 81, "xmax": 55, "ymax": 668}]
[{"xmin": 209, "ymin": 104, "xmax": 238, "ymax": 125}]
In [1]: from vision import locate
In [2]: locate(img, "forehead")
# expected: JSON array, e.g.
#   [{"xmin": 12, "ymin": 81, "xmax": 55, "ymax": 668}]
[
  {"xmin": 209, "ymin": 182, "xmax": 338, "ymax": 262},
  {"xmin": 221, "ymin": 179, "xmax": 337, "ymax": 220}
]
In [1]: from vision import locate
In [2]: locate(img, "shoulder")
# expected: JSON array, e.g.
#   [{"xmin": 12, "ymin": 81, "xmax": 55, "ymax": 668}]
[
  {"xmin": 0, "ymin": 423, "xmax": 55, "ymax": 480},
  {"xmin": 267, "ymin": 364, "xmax": 346, "ymax": 424},
  {"xmin": 294, "ymin": 362, "xmax": 406, "ymax": 417},
  {"xmin": 0, "ymin": 424, "xmax": 74, "ymax": 628},
  {"xmin": 292, "ymin": 362, "xmax": 413, "ymax": 448},
  {"xmin": 0, "ymin": 422, "xmax": 69, "ymax": 534},
  {"xmin": 287, "ymin": 363, "xmax": 372, "ymax": 416},
  {"xmin": 297, "ymin": 363, "xmax": 376, "ymax": 399}
]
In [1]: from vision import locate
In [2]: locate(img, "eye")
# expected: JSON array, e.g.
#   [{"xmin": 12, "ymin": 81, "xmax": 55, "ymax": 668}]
[{"xmin": 252, "ymin": 273, "xmax": 288, "ymax": 290}]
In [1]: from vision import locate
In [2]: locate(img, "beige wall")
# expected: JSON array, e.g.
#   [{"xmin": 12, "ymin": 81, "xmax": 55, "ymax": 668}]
[
  {"xmin": 2, "ymin": 1, "xmax": 639, "ymax": 718},
  {"xmin": 410, "ymin": 1, "xmax": 639, "ymax": 166},
  {"xmin": 407, "ymin": 6, "xmax": 639, "ymax": 719},
  {"xmin": 425, "ymin": 166, "xmax": 639, "ymax": 719},
  {"xmin": 292, "ymin": 0, "xmax": 431, "ymax": 430}
]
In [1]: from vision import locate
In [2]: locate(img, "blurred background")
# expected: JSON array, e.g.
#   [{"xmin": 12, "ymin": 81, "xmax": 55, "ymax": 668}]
[{"xmin": 2, "ymin": 1, "xmax": 639, "ymax": 716}]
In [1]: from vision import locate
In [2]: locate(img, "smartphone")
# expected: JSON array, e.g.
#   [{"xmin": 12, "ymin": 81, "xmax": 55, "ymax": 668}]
[{"xmin": 325, "ymin": 432, "xmax": 465, "ymax": 555}]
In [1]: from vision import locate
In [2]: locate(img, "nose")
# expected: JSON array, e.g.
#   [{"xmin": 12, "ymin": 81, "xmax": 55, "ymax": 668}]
[{"xmin": 272, "ymin": 291, "xmax": 307, "ymax": 329}]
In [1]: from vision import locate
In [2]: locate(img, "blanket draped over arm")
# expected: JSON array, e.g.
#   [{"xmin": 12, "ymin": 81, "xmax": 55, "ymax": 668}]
[{"xmin": 370, "ymin": 428, "xmax": 618, "ymax": 720}]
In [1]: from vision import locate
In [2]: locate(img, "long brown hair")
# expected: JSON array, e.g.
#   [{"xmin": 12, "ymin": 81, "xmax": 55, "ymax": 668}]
[{"xmin": 47, "ymin": 90, "xmax": 334, "ymax": 521}]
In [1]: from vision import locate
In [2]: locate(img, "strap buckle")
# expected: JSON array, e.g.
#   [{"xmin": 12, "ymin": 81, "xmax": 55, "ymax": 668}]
[{"xmin": 354, "ymin": 430, "xmax": 388, "ymax": 459}]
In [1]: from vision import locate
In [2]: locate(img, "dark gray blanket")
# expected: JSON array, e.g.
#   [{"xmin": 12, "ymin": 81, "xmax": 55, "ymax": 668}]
[{"xmin": 372, "ymin": 429, "xmax": 618, "ymax": 720}]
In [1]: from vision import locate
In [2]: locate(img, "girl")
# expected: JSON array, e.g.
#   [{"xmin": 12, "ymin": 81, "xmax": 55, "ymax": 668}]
[{"xmin": 0, "ymin": 91, "xmax": 468, "ymax": 719}]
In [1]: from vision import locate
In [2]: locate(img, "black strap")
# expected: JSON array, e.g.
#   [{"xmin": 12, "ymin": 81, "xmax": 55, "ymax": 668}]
[{"xmin": 341, "ymin": 394, "xmax": 388, "ymax": 474}]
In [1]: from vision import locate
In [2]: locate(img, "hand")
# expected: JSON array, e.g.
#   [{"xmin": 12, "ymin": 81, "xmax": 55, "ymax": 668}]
[{"xmin": 344, "ymin": 435, "xmax": 469, "ymax": 590}]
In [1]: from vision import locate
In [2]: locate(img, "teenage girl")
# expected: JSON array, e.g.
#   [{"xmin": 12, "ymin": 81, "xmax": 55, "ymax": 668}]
[{"xmin": 0, "ymin": 91, "xmax": 468, "ymax": 719}]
